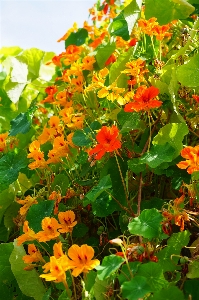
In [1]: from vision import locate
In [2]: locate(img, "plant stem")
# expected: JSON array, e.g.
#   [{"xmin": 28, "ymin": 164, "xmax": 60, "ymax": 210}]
[
  {"xmin": 114, "ymin": 152, "xmax": 129, "ymax": 207},
  {"xmin": 137, "ymin": 172, "xmax": 142, "ymax": 216},
  {"xmin": 70, "ymin": 270, "xmax": 77, "ymax": 300},
  {"xmin": 63, "ymin": 279, "xmax": 71, "ymax": 298}
]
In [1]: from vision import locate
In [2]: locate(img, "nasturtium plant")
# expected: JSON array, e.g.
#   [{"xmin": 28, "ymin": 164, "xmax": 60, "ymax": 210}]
[{"xmin": 1, "ymin": 0, "xmax": 199, "ymax": 298}]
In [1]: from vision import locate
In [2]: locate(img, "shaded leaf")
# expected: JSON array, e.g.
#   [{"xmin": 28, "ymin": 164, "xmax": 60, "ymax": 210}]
[
  {"xmin": 65, "ymin": 28, "xmax": 88, "ymax": 48},
  {"xmin": 86, "ymin": 175, "xmax": 112, "ymax": 202},
  {"xmin": 122, "ymin": 276, "xmax": 151, "ymax": 300},
  {"xmin": 0, "ymin": 151, "xmax": 28, "ymax": 193},
  {"xmin": 152, "ymin": 285, "xmax": 184, "ymax": 300},
  {"xmin": 51, "ymin": 173, "xmax": 69, "ymax": 195},
  {"xmin": 9, "ymin": 112, "xmax": 31, "ymax": 136},
  {"xmin": 72, "ymin": 223, "xmax": 88, "ymax": 238},
  {"xmin": 26, "ymin": 200, "xmax": 54, "ymax": 232},
  {"xmin": 72, "ymin": 129, "xmax": 92, "ymax": 147},
  {"xmin": 0, "ymin": 186, "xmax": 15, "ymax": 223},
  {"xmin": 92, "ymin": 191, "xmax": 117, "ymax": 217},
  {"xmin": 157, "ymin": 231, "xmax": 190, "ymax": 272}
]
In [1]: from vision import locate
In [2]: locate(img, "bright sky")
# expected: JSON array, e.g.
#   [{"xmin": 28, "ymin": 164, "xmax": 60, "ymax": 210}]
[{"xmin": 0, "ymin": 0, "xmax": 96, "ymax": 54}]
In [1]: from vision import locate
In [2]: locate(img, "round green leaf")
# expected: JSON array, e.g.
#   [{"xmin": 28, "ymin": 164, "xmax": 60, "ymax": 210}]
[
  {"xmin": 176, "ymin": 52, "xmax": 199, "ymax": 87},
  {"xmin": 137, "ymin": 262, "xmax": 168, "ymax": 291},
  {"xmin": 72, "ymin": 223, "xmax": 88, "ymax": 238},
  {"xmin": 152, "ymin": 286, "xmax": 184, "ymax": 300},
  {"xmin": 128, "ymin": 208, "xmax": 163, "ymax": 239},
  {"xmin": 122, "ymin": 276, "xmax": 151, "ymax": 300},
  {"xmin": 65, "ymin": 28, "xmax": 88, "ymax": 48}
]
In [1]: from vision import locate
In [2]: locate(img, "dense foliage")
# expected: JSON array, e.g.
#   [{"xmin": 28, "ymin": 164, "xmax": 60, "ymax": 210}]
[{"xmin": 0, "ymin": 0, "xmax": 199, "ymax": 299}]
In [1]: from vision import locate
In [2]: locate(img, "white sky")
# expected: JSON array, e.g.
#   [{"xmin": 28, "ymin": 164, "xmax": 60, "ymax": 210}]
[{"xmin": 0, "ymin": 0, "xmax": 96, "ymax": 54}]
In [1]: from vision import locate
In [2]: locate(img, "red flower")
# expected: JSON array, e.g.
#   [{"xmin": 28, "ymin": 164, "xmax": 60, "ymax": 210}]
[
  {"xmin": 129, "ymin": 38, "xmax": 137, "ymax": 47},
  {"xmin": 89, "ymin": 125, "xmax": 121, "ymax": 160},
  {"xmin": 192, "ymin": 95, "xmax": 199, "ymax": 103},
  {"xmin": 124, "ymin": 85, "xmax": 162, "ymax": 112}
]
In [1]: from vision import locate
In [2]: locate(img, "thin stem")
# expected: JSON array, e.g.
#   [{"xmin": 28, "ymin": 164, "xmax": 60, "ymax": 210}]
[
  {"xmin": 105, "ymin": 190, "xmax": 133, "ymax": 216},
  {"xmin": 137, "ymin": 172, "xmax": 142, "ymax": 216},
  {"xmin": 147, "ymin": 112, "xmax": 152, "ymax": 152},
  {"xmin": 70, "ymin": 270, "xmax": 77, "ymax": 300},
  {"xmin": 63, "ymin": 279, "xmax": 71, "ymax": 298},
  {"xmin": 151, "ymin": 36, "xmax": 157, "ymax": 58},
  {"xmin": 114, "ymin": 153, "xmax": 129, "ymax": 204}
]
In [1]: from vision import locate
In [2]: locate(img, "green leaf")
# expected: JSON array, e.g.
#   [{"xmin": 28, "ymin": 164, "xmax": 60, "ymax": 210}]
[
  {"xmin": 137, "ymin": 262, "xmax": 168, "ymax": 291},
  {"xmin": 128, "ymin": 158, "xmax": 146, "ymax": 175},
  {"xmin": 122, "ymin": 0, "xmax": 142, "ymax": 36},
  {"xmin": 6, "ymin": 82, "xmax": 26, "ymax": 104},
  {"xmin": 9, "ymin": 240, "xmax": 46, "ymax": 300},
  {"xmin": 4, "ymin": 202, "xmax": 20, "ymax": 230},
  {"xmin": 92, "ymin": 191, "xmax": 117, "ymax": 217},
  {"xmin": 0, "ymin": 151, "xmax": 28, "ymax": 193},
  {"xmin": 187, "ymin": 261, "xmax": 199, "ymax": 278},
  {"xmin": 42, "ymin": 288, "xmax": 51, "ymax": 300},
  {"xmin": 85, "ymin": 270, "xmax": 97, "ymax": 292},
  {"xmin": 152, "ymin": 285, "xmax": 184, "ymax": 300},
  {"xmin": 120, "ymin": 112, "xmax": 141, "ymax": 133},
  {"xmin": 96, "ymin": 43, "xmax": 116, "ymax": 69},
  {"xmin": 19, "ymin": 48, "xmax": 45, "ymax": 79},
  {"xmin": 0, "ymin": 46, "xmax": 22, "ymax": 61},
  {"xmin": 72, "ymin": 129, "xmax": 92, "ymax": 147},
  {"xmin": 184, "ymin": 279, "xmax": 199, "ymax": 300},
  {"xmin": 58, "ymin": 290, "xmax": 72, "ymax": 300},
  {"xmin": 72, "ymin": 223, "xmax": 88, "ymax": 238},
  {"xmin": 10, "ymin": 57, "xmax": 28, "ymax": 83},
  {"xmin": 109, "ymin": 49, "xmax": 132, "ymax": 87},
  {"xmin": 65, "ymin": 28, "xmax": 88, "ymax": 48},
  {"xmin": 152, "ymin": 123, "xmax": 189, "ymax": 158},
  {"xmin": 109, "ymin": 16, "xmax": 130, "ymax": 40},
  {"xmin": 9, "ymin": 112, "xmax": 31, "ymax": 136},
  {"xmin": 0, "ymin": 242, "xmax": 14, "ymax": 284},
  {"xmin": 118, "ymin": 262, "xmax": 141, "ymax": 285},
  {"xmin": 128, "ymin": 208, "xmax": 163, "ymax": 239},
  {"xmin": 51, "ymin": 173, "xmax": 69, "ymax": 195},
  {"xmin": 26, "ymin": 200, "xmax": 54, "ymax": 232},
  {"xmin": 97, "ymin": 254, "xmax": 125, "ymax": 280},
  {"xmin": 0, "ymin": 186, "xmax": 15, "ymax": 223},
  {"xmin": 139, "ymin": 143, "xmax": 176, "ymax": 168},
  {"xmin": 122, "ymin": 276, "xmax": 151, "ymax": 300},
  {"xmin": 86, "ymin": 175, "xmax": 112, "ymax": 202},
  {"xmin": 145, "ymin": 0, "xmax": 195, "ymax": 25},
  {"xmin": 102, "ymin": 156, "xmax": 128, "ymax": 207},
  {"xmin": 93, "ymin": 277, "xmax": 108, "ymax": 300},
  {"xmin": 176, "ymin": 52, "xmax": 199, "ymax": 87},
  {"xmin": 157, "ymin": 231, "xmax": 190, "ymax": 272}
]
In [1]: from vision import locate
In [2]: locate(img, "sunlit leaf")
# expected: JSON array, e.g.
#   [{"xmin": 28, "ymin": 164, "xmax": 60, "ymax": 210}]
[
  {"xmin": 176, "ymin": 52, "xmax": 199, "ymax": 87},
  {"xmin": 9, "ymin": 240, "xmax": 46, "ymax": 300},
  {"xmin": 86, "ymin": 175, "xmax": 112, "ymax": 202},
  {"xmin": 65, "ymin": 28, "xmax": 88, "ymax": 48},
  {"xmin": 97, "ymin": 255, "xmax": 125, "ymax": 280},
  {"xmin": 128, "ymin": 209, "xmax": 163, "ymax": 239}
]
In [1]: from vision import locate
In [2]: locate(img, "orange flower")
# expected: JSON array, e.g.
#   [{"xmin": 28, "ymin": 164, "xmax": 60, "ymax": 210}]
[
  {"xmin": 58, "ymin": 211, "xmax": 77, "ymax": 233},
  {"xmin": 23, "ymin": 244, "xmax": 44, "ymax": 264},
  {"xmin": 0, "ymin": 132, "xmax": 8, "ymax": 152},
  {"xmin": 17, "ymin": 221, "xmax": 36, "ymax": 246},
  {"xmin": 68, "ymin": 244, "xmax": 100, "ymax": 277},
  {"xmin": 49, "ymin": 191, "xmax": 62, "ymax": 215},
  {"xmin": 89, "ymin": 125, "xmax": 121, "ymax": 160},
  {"xmin": 124, "ymin": 85, "xmax": 162, "ymax": 112},
  {"xmin": 16, "ymin": 195, "xmax": 38, "ymax": 216},
  {"xmin": 176, "ymin": 145, "xmax": 199, "ymax": 174},
  {"xmin": 36, "ymin": 217, "xmax": 61, "ymax": 242}
]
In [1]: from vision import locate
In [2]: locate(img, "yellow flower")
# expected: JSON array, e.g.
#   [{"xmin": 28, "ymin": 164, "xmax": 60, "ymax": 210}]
[
  {"xmin": 58, "ymin": 211, "xmax": 77, "ymax": 234},
  {"xmin": 40, "ymin": 256, "xmax": 70, "ymax": 283},
  {"xmin": 68, "ymin": 244, "xmax": 100, "ymax": 277}
]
